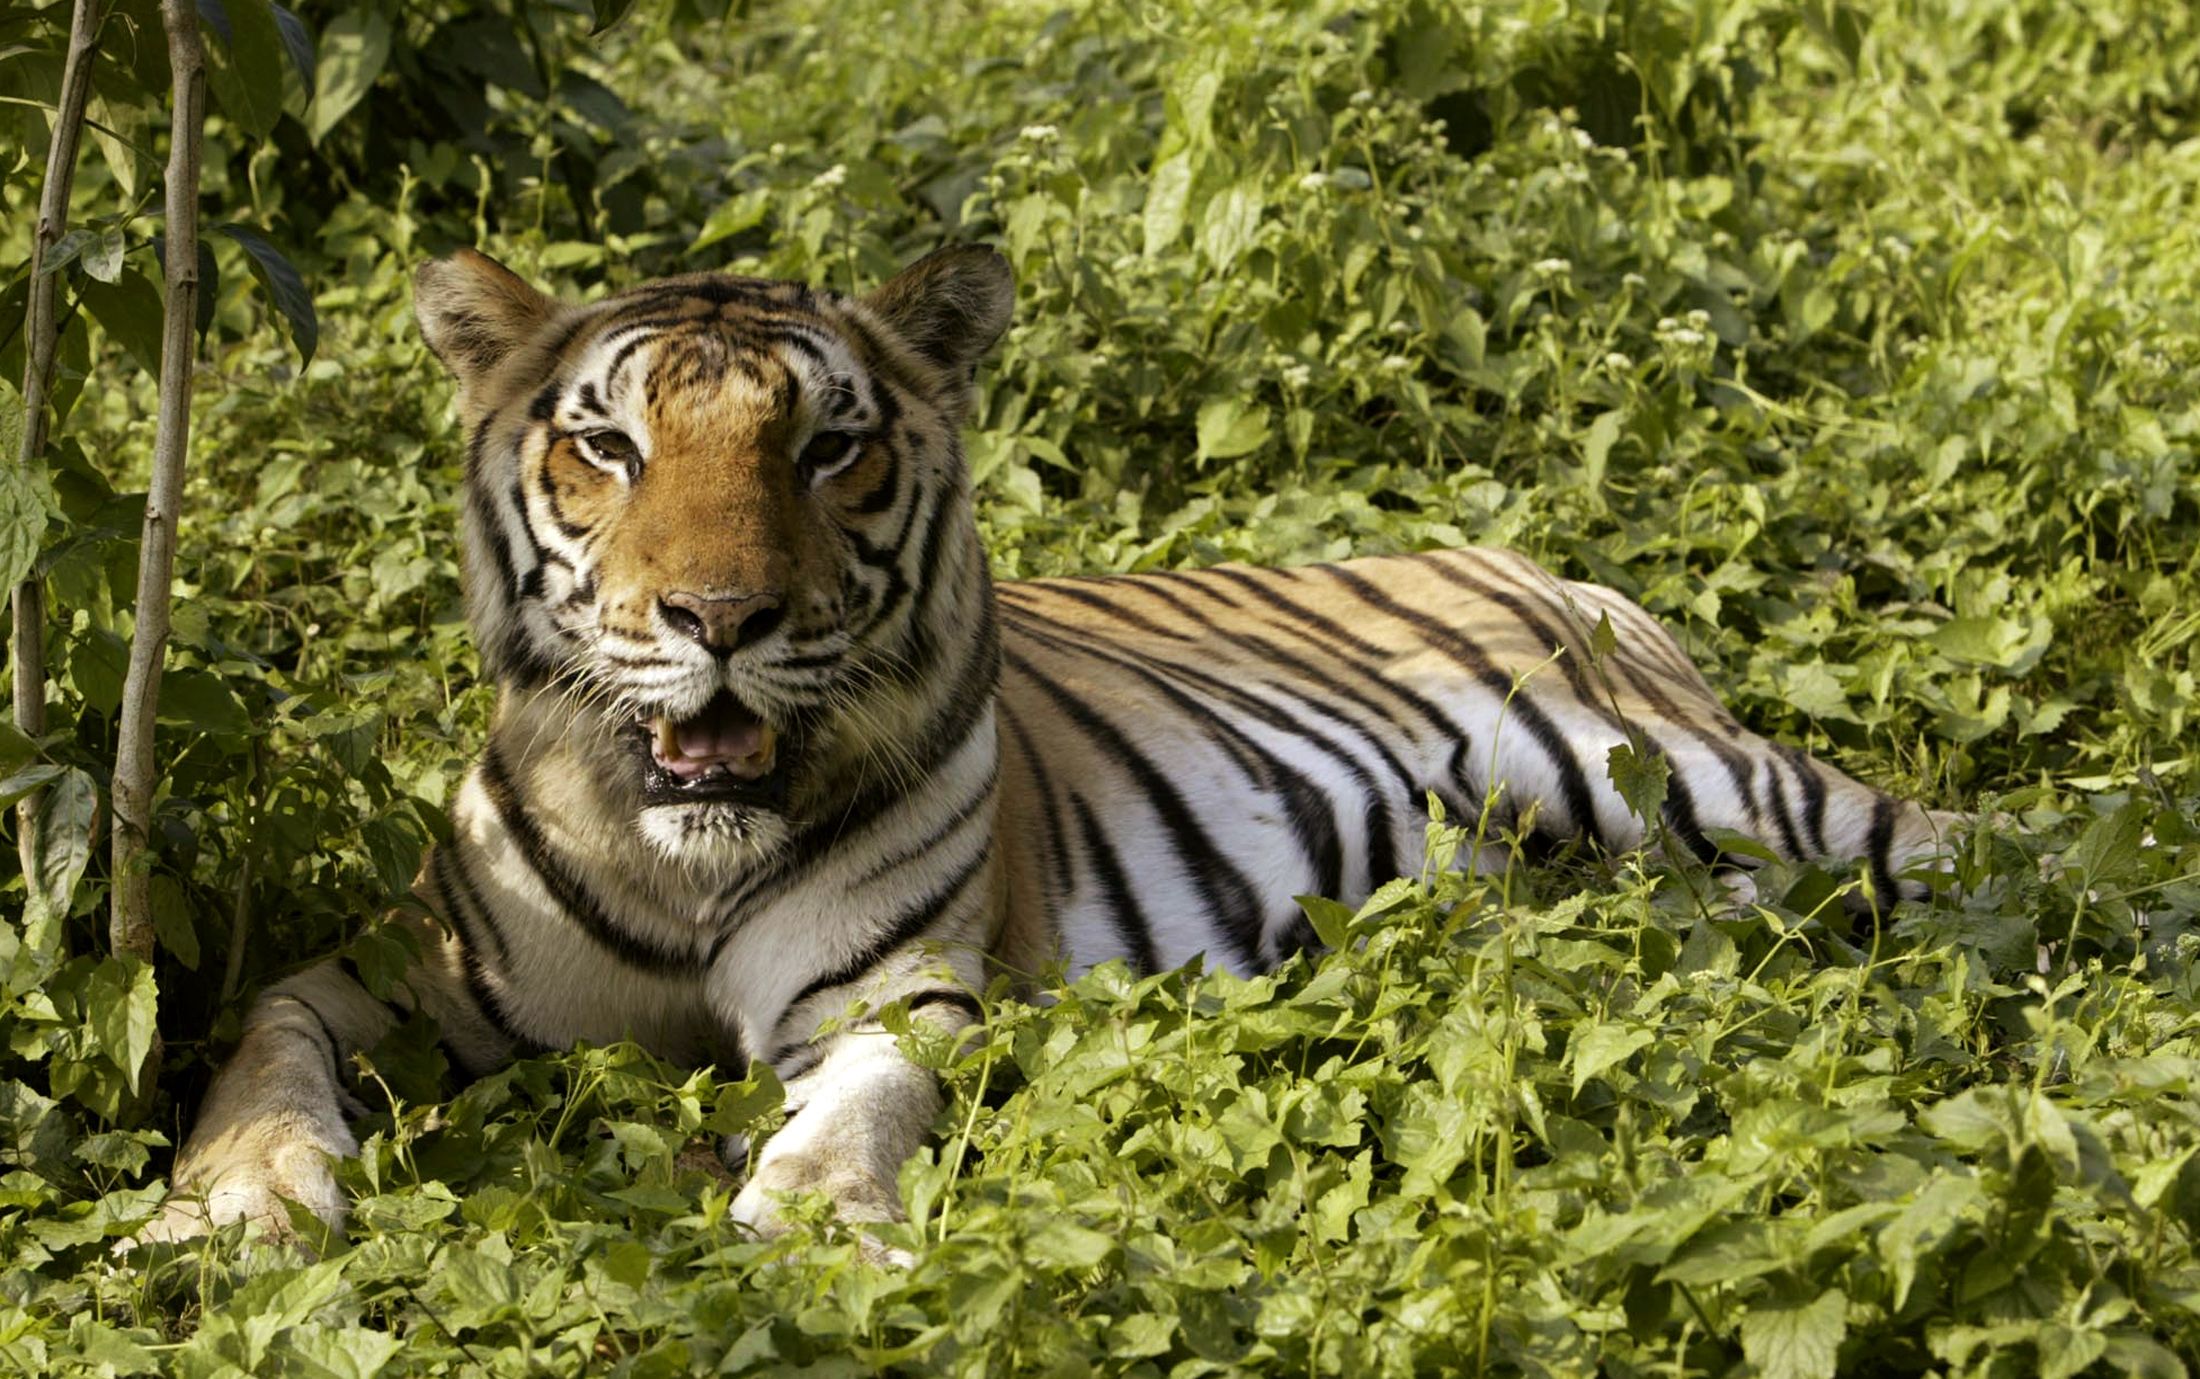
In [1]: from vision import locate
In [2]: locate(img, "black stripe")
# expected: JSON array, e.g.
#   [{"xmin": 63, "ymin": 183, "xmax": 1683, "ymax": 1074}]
[
  {"xmin": 1194, "ymin": 567, "xmax": 1471, "ymax": 741},
  {"xmin": 783, "ymin": 844, "xmax": 992, "ymax": 1015},
  {"xmin": 479, "ymin": 746, "xmax": 697, "ymax": 973},
  {"xmin": 1002, "ymin": 705, "xmax": 1068, "ymax": 920},
  {"xmin": 849, "ymin": 765, "xmax": 996, "ymax": 890},
  {"xmin": 1314, "ymin": 564, "xmax": 1607, "ymax": 849},
  {"xmin": 1005, "ymin": 647, "xmax": 1267, "ymax": 969},
  {"xmin": 1759, "ymin": 754, "xmax": 1809, "ymax": 862},
  {"xmin": 1778, "ymin": 744, "xmax": 1832, "ymax": 856},
  {"xmin": 1069, "ymin": 794, "xmax": 1161, "ymax": 976},
  {"xmin": 426, "ymin": 845, "xmax": 535, "ymax": 1054},
  {"xmin": 1020, "ymin": 585, "xmax": 1437, "ymax": 885},
  {"xmin": 1866, "ymin": 793, "xmax": 1898, "ymax": 911},
  {"xmin": 1007, "ymin": 613, "xmax": 1348, "ymax": 902}
]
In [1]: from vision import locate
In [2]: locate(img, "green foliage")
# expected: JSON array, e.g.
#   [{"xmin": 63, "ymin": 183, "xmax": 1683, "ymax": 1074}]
[{"xmin": 1, "ymin": 0, "xmax": 2197, "ymax": 1372}]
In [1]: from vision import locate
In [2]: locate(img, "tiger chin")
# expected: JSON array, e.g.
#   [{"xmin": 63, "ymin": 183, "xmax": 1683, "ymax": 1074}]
[{"xmin": 134, "ymin": 243, "xmax": 1964, "ymax": 1255}]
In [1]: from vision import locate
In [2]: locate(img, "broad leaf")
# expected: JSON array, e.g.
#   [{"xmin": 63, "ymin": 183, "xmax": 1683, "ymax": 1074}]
[
  {"xmin": 218, "ymin": 223, "xmax": 318, "ymax": 365},
  {"xmin": 308, "ymin": 8, "xmax": 390, "ymax": 143}
]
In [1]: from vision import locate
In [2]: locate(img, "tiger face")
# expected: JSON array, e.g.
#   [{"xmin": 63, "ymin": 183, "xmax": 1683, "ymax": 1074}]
[{"xmin": 414, "ymin": 248, "xmax": 1014, "ymax": 870}]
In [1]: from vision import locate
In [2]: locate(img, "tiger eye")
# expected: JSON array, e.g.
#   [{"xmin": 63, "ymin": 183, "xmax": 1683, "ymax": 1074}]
[
  {"xmin": 797, "ymin": 430, "xmax": 860, "ymax": 480},
  {"xmin": 579, "ymin": 428, "xmax": 641, "ymax": 476}
]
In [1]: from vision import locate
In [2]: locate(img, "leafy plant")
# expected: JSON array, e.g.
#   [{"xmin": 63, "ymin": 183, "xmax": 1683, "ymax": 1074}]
[{"xmin": 1, "ymin": 0, "xmax": 2196, "ymax": 1373}]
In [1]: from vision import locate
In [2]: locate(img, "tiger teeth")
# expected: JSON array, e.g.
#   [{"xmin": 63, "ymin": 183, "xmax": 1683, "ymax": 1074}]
[
  {"xmin": 655, "ymin": 718, "xmax": 679, "ymax": 759},
  {"xmin": 752, "ymin": 722, "xmax": 777, "ymax": 770}
]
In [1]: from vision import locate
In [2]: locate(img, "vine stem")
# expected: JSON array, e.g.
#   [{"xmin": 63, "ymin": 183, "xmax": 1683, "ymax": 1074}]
[
  {"xmin": 10, "ymin": 0, "xmax": 100, "ymax": 882},
  {"xmin": 109, "ymin": 0, "xmax": 205, "ymax": 1093}
]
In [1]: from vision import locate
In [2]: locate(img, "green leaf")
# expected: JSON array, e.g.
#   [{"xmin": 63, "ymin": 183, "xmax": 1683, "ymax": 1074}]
[
  {"xmin": 156, "ymin": 667, "xmax": 252, "ymax": 735},
  {"xmin": 1142, "ymin": 151, "xmax": 1192, "ymax": 258},
  {"xmin": 28, "ymin": 768, "xmax": 96, "ymax": 919},
  {"xmin": 1195, "ymin": 397, "xmax": 1271, "ymax": 462},
  {"xmin": 2066, "ymin": 798, "xmax": 2149, "ymax": 886},
  {"xmin": 0, "ymin": 763, "xmax": 62, "ymax": 813},
  {"xmin": 271, "ymin": 5, "xmax": 315, "ymax": 87},
  {"xmin": 590, "ymin": 0, "xmax": 639, "ymax": 35},
  {"xmin": 1741, "ymin": 1291, "xmax": 1848, "ymax": 1379},
  {"xmin": 218, "ymin": 223, "xmax": 318, "ymax": 365},
  {"xmin": 1569, "ymin": 1023, "xmax": 1654, "ymax": 1094},
  {"xmin": 1606, "ymin": 740, "xmax": 1670, "ymax": 825},
  {"xmin": 87, "ymin": 958, "xmax": 160, "ymax": 1095},
  {"xmin": 1024, "ymin": 1218, "xmax": 1116, "ymax": 1271},
  {"xmin": 204, "ymin": 0, "xmax": 290, "ymax": 139},
  {"xmin": 1932, "ymin": 614, "xmax": 2048, "ymax": 672},
  {"xmin": 1581, "ymin": 409, "xmax": 1623, "ymax": 493},
  {"xmin": 0, "ymin": 445, "xmax": 48, "ymax": 600},
  {"xmin": 78, "ymin": 268, "xmax": 165, "ymax": 374},
  {"xmin": 308, "ymin": 9, "xmax": 391, "ymax": 144},
  {"xmin": 692, "ymin": 188, "xmax": 772, "ymax": 253},
  {"xmin": 1296, "ymin": 894, "xmax": 1354, "ymax": 948},
  {"xmin": 149, "ymin": 873, "xmax": 201, "ymax": 971},
  {"xmin": 80, "ymin": 227, "xmax": 126, "ymax": 284},
  {"xmin": 1588, "ymin": 610, "xmax": 1618, "ymax": 660},
  {"xmin": 1197, "ymin": 177, "xmax": 1264, "ymax": 270}
]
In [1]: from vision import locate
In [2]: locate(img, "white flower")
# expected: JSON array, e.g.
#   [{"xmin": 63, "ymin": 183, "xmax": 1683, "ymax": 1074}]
[
  {"xmin": 1532, "ymin": 257, "xmax": 1571, "ymax": 276},
  {"xmin": 1603, "ymin": 351, "xmax": 1633, "ymax": 371},
  {"xmin": 1379, "ymin": 354, "xmax": 1413, "ymax": 373},
  {"xmin": 1281, "ymin": 363, "xmax": 1312, "ymax": 389},
  {"xmin": 1019, "ymin": 124, "xmax": 1059, "ymax": 143},
  {"xmin": 1622, "ymin": 272, "xmax": 1648, "ymax": 290},
  {"xmin": 1685, "ymin": 308, "xmax": 1711, "ymax": 328},
  {"xmin": 1297, "ymin": 171, "xmax": 1329, "ymax": 192},
  {"xmin": 809, "ymin": 164, "xmax": 847, "ymax": 190},
  {"xmin": 1667, "ymin": 327, "xmax": 1706, "ymax": 346},
  {"xmin": 1349, "ymin": 89, "xmax": 1375, "ymax": 106},
  {"xmin": 1572, "ymin": 128, "xmax": 1595, "ymax": 150}
]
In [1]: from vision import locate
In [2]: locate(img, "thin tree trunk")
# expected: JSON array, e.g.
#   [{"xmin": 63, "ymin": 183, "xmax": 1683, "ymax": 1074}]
[
  {"xmin": 11, "ymin": 0, "xmax": 101, "ymax": 882},
  {"xmin": 110, "ymin": 0, "xmax": 204, "ymax": 1018}
]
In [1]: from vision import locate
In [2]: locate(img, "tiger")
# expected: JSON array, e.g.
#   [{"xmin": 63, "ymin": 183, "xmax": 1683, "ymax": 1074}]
[{"xmin": 138, "ymin": 244, "xmax": 1962, "ymax": 1247}]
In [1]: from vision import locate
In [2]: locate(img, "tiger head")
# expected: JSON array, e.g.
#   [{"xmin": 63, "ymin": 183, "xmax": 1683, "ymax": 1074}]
[{"xmin": 413, "ymin": 247, "xmax": 1013, "ymax": 869}]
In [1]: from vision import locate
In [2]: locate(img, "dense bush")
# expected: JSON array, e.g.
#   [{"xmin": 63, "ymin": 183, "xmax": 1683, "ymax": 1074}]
[{"xmin": 0, "ymin": 0, "xmax": 2195, "ymax": 1373}]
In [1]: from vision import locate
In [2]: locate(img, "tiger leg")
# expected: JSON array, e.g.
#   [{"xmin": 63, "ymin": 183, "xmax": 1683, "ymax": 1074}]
[
  {"xmin": 728, "ymin": 1027, "xmax": 950, "ymax": 1251},
  {"xmin": 1637, "ymin": 725, "xmax": 1967, "ymax": 909},
  {"xmin": 729, "ymin": 968, "xmax": 982, "ymax": 1246},
  {"xmin": 132, "ymin": 960, "xmax": 397, "ymax": 1246},
  {"xmin": 136, "ymin": 908, "xmax": 511, "ymax": 1246}
]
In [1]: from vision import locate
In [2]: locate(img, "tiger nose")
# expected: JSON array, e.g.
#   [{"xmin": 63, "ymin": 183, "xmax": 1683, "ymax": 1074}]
[{"xmin": 657, "ymin": 590, "xmax": 785, "ymax": 654}]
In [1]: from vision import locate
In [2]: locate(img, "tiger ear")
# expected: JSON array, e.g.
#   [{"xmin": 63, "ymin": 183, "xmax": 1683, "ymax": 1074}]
[
  {"xmin": 861, "ymin": 245, "xmax": 1015, "ymax": 377},
  {"xmin": 414, "ymin": 249, "xmax": 558, "ymax": 388}
]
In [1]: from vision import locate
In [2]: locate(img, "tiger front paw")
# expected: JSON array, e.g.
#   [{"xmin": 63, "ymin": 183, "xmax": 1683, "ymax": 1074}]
[
  {"xmin": 124, "ymin": 1113, "xmax": 354, "ymax": 1253},
  {"xmin": 730, "ymin": 1150, "xmax": 910, "ymax": 1264}
]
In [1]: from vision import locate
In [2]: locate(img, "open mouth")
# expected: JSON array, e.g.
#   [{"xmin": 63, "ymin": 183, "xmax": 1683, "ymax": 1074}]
[{"xmin": 636, "ymin": 691, "xmax": 791, "ymax": 807}]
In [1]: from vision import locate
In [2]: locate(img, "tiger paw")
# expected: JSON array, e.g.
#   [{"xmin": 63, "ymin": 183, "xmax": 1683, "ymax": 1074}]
[
  {"xmin": 730, "ymin": 1151, "xmax": 912, "ymax": 1266},
  {"xmin": 121, "ymin": 1115, "xmax": 353, "ymax": 1254}
]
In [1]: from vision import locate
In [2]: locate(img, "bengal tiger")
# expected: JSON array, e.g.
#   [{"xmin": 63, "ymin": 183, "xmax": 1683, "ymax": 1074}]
[{"xmin": 138, "ymin": 245, "xmax": 1961, "ymax": 1246}]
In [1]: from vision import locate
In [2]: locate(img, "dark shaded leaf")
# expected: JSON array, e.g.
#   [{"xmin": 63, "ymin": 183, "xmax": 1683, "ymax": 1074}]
[
  {"xmin": 77, "ymin": 268, "xmax": 164, "ymax": 374},
  {"xmin": 217, "ymin": 223, "xmax": 317, "ymax": 365}
]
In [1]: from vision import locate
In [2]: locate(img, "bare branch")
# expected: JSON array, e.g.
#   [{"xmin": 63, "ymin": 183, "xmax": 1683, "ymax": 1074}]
[
  {"xmin": 10, "ymin": 0, "xmax": 101, "ymax": 881},
  {"xmin": 110, "ymin": 0, "xmax": 207, "ymax": 1059}
]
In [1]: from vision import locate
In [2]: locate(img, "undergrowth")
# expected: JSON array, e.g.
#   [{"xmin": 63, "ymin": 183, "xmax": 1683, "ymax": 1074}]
[{"xmin": 1, "ymin": 0, "xmax": 2196, "ymax": 1374}]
